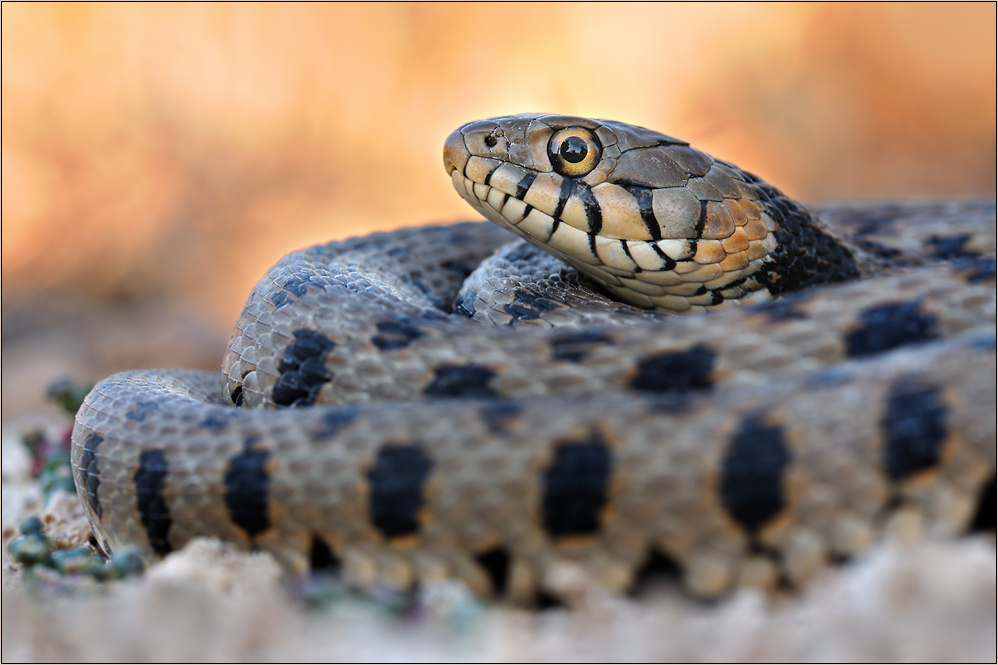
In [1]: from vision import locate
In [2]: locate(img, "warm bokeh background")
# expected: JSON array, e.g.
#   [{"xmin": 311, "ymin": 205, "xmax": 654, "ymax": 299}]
[{"xmin": 2, "ymin": 3, "xmax": 996, "ymax": 417}]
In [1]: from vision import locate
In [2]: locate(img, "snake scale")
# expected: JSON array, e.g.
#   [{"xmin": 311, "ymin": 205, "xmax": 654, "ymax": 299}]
[{"xmin": 71, "ymin": 114, "xmax": 997, "ymax": 601}]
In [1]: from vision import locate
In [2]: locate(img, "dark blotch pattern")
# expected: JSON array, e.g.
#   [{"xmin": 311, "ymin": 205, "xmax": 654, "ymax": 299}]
[
  {"xmin": 309, "ymin": 534, "xmax": 341, "ymax": 572},
  {"xmin": 231, "ymin": 386, "xmax": 244, "ymax": 407},
  {"xmin": 542, "ymin": 430, "xmax": 612, "ymax": 537},
  {"xmin": 424, "ymin": 364, "xmax": 497, "ymax": 398},
  {"xmin": 629, "ymin": 345, "xmax": 716, "ymax": 393},
  {"xmin": 316, "ymin": 407, "xmax": 361, "ymax": 440},
  {"xmin": 371, "ymin": 316, "xmax": 424, "ymax": 351},
  {"xmin": 125, "ymin": 400, "xmax": 159, "ymax": 422},
  {"xmin": 366, "ymin": 446, "xmax": 433, "ymax": 538},
  {"xmin": 440, "ymin": 259, "xmax": 474, "ymax": 281},
  {"xmin": 926, "ymin": 234, "xmax": 976, "ymax": 261},
  {"xmin": 503, "ymin": 288, "xmax": 560, "ymax": 323},
  {"xmin": 199, "ymin": 411, "xmax": 233, "ymax": 430},
  {"xmin": 475, "ymin": 547, "xmax": 512, "ymax": 596},
  {"xmin": 845, "ymin": 302, "xmax": 938, "ymax": 357},
  {"xmin": 135, "ymin": 449, "xmax": 173, "ymax": 556},
  {"xmin": 969, "ymin": 475, "xmax": 996, "ymax": 533},
  {"xmin": 753, "ymin": 294, "xmax": 808, "ymax": 321},
  {"xmin": 549, "ymin": 330, "xmax": 612, "ymax": 363},
  {"xmin": 964, "ymin": 257, "xmax": 996, "ymax": 283},
  {"xmin": 882, "ymin": 383, "xmax": 948, "ymax": 481},
  {"xmin": 79, "ymin": 433, "xmax": 104, "ymax": 519},
  {"xmin": 479, "ymin": 400, "xmax": 522, "ymax": 434},
  {"xmin": 271, "ymin": 272, "xmax": 330, "ymax": 308},
  {"xmin": 631, "ymin": 547, "xmax": 682, "ymax": 595},
  {"xmin": 225, "ymin": 441, "xmax": 271, "ymax": 537},
  {"xmin": 720, "ymin": 415, "xmax": 790, "ymax": 534},
  {"xmin": 847, "ymin": 209, "xmax": 900, "ymax": 236},
  {"xmin": 273, "ymin": 329, "xmax": 337, "ymax": 407}
]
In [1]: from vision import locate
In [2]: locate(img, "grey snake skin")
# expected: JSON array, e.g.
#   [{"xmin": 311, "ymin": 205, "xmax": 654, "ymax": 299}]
[{"xmin": 72, "ymin": 114, "xmax": 997, "ymax": 600}]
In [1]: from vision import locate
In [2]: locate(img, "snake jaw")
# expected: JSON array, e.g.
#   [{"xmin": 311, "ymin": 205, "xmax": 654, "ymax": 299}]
[{"xmin": 446, "ymin": 114, "xmax": 861, "ymax": 313}]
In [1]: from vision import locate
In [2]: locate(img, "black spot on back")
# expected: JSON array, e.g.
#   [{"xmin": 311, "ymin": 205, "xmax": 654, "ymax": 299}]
[
  {"xmin": 847, "ymin": 210, "xmax": 900, "ymax": 236},
  {"xmin": 271, "ymin": 273, "xmax": 327, "ymax": 308},
  {"xmin": 79, "ymin": 433, "xmax": 103, "ymax": 519},
  {"xmin": 549, "ymin": 330, "xmax": 612, "ymax": 363},
  {"xmin": 845, "ymin": 302, "xmax": 938, "ymax": 357},
  {"xmin": 882, "ymin": 383, "xmax": 948, "ymax": 481},
  {"xmin": 135, "ymin": 449, "xmax": 173, "ymax": 556},
  {"xmin": 541, "ymin": 430, "xmax": 612, "ymax": 537},
  {"xmin": 371, "ymin": 316, "xmax": 424, "ymax": 351},
  {"xmin": 309, "ymin": 534, "xmax": 342, "ymax": 572},
  {"xmin": 474, "ymin": 547, "xmax": 512, "ymax": 596},
  {"xmin": 503, "ymin": 243, "xmax": 538, "ymax": 263},
  {"xmin": 963, "ymin": 257, "xmax": 996, "ymax": 283},
  {"xmin": 124, "ymin": 400, "xmax": 159, "ymax": 422},
  {"xmin": 231, "ymin": 385, "xmax": 244, "ymax": 407},
  {"xmin": 629, "ymin": 345, "xmax": 716, "ymax": 393},
  {"xmin": 273, "ymin": 329, "xmax": 337, "ymax": 407},
  {"xmin": 752, "ymin": 295, "xmax": 807, "ymax": 321},
  {"xmin": 440, "ymin": 259, "xmax": 474, "ymax": 280},
  {"xmin": 400, "ymin": 275, "xmax": 447, "ymax": 311},
  {"xmin": 479, "ymin": 400, "xmax": 522, "ymax": 434},
  {"xmin": 316, "ymin": 407, "xmax": 360, "ymax": 440},
  {"xmin": 630, "ymin": 547, "xmax": 682, "ymax": 595},
  {"xmin": 424, "ymin": 364, "xmax": 497, "ymax": 398},
  {"xmin": 969, "ymin": 475, "xmax": 996, "ymax": 533},
  {"xmin": 284, "ymin": 274, "xmax": 309, "ymax": 297},
  {"xmin": 535, "ymin": 589, "xmax": 566, "ymax": 610},
  {"xmin": 720, "ymin": 415, "xmax": 790, "ymax": 534},
  {"xmin": 366, "ymin": 446, "xmax": 433, "ymax": 538},
  {"xmin": 225, "ymin": 441, "xmax": 271, "ymax": 537},
  {"xmin": 503, "ymin": 288, "xmax": 560, "ymax": 323},
  {"xmin": 199, "ymin": 411, "xmax": 233, "ymax": 430},
  {"xmin": 926, "ymin": 234, "xmax": 976, "ymax": 261}
]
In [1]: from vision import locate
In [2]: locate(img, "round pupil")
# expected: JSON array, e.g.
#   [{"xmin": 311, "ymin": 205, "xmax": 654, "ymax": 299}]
[{"xmin": 560, "ymin": 136, "xmax": 589, "ymax": 164}]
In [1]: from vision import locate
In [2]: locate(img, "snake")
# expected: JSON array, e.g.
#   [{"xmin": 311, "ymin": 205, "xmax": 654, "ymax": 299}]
[{"xmin": 70, "ymin": 114, "xmax": 997, "ymax": 601}]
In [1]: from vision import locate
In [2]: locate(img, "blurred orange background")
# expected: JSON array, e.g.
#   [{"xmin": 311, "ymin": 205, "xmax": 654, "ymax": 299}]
[{"xmin": 2, "ymin": 3, "xmax": 996, "ymax": 416}]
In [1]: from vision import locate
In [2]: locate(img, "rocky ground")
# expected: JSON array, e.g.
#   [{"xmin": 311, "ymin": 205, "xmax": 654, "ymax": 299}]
[{"xmin": 1, "ymin": 405, "xmax": 995, "ymax": 663}]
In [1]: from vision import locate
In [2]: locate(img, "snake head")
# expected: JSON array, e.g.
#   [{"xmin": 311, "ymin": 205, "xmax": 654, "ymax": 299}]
[{"xmin": 444, "ymin": 113, "xmax": 858, "ymax": 313}]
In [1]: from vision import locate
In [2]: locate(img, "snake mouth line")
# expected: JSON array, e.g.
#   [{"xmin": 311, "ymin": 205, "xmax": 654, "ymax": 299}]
[
  {"xmin": 452, "ymin": 170, "xmax": 772, "ymax": 312},
  {"xmin": 452, "ymin": 171, "xmax": 605, "ymax": 273}
]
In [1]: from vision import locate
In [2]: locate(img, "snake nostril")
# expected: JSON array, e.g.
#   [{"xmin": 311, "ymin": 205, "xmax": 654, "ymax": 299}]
[
  {"xmin": 484, "ymin": 134, "xmax": 498, "ymax": 148},
  {"xmin": 443, "ymin": 129, "xmax": 471, "ymax": 175}
]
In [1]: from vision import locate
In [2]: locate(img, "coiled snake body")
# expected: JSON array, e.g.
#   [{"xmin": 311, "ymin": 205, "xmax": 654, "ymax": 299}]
[{"xmin": 72, "ymin": 114, "xmax": 997, "ymax": 600}]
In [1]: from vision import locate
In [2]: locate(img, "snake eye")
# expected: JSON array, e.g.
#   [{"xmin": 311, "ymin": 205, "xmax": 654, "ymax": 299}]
[{"xmin": 548, "ymin": 127, "xmax": 602, "ymax": 178}]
